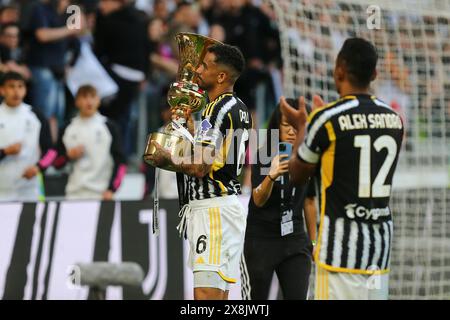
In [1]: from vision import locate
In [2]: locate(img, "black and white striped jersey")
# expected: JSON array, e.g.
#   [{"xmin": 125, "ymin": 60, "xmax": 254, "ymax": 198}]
[
  {"xmin": 298, "ymin": 94, "xmax": 403, "ymax": 274},
  {"xmin": 187, "ymin": 92, "xmax": 252, "ymax": 201}
]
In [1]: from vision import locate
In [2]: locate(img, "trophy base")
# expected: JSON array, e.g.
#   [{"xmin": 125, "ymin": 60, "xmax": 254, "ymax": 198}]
[{"xmin": 143, "ymin": 132, "xmax": 190, "ymax": 171}]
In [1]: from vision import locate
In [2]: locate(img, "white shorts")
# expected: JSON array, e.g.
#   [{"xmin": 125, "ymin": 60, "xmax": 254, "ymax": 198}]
[
  {"xmin": 314, "ymin": 264, "xmax": 389, "ymax": 300},
  {"xmin": 186, "ymin": 195, "xmax": 247, "ymax": 288}
]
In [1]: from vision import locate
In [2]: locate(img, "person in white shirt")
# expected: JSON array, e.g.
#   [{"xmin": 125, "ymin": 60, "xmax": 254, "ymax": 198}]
[
  {"xmin": 54, "ymin": 85, "xmax": 127, "ymax": 200},
  {"xmin": 0, "ymin": 71, "xmax": 56, "ymax": 201}
]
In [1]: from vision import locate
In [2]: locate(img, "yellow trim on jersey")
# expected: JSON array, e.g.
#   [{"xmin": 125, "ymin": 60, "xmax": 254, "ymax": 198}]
[
  {"xmin": 217, "ymin": 271, "xmax": 237, "ymax": 283},
  {"xmin": 307, "ymin": 101, "xmax": 338, "ymax": 124},
  {"xmin": 314, "ymin": 121, "xmax": 335, "ymax": 265},
  {"xmin": 307, "ymin": 95, "xmax": 358, "ymax": 123},
  {"xmin": 209, "ymin": 113, "xmax": 234, "ymax": 193},
  {"xmin": 209, "ymin": 171, "xmax": 227, "ymax": 193},
  {"xmin": 203, "ymin": 93, "xmax": 233, "ymax": 117},
  {"xmin": 317, "ymin": 261, "xmax": 390, "ymax": 275},
  {"xmin": 325, "ymin": 121, "xmax": 336, "ymax": 141}
]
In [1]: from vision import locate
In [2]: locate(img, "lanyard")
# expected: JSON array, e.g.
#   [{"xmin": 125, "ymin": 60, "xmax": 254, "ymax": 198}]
[
  {"xmin": 280, "ymin": 173, "xmax": 296, "ymax": 211},
  {"xmin": 280, "ymin": 173, "xmax": 296, "ymax": 237},
  {"xmin": 153, "ymin": 167, "xmax": 160, "ymax": 236}
]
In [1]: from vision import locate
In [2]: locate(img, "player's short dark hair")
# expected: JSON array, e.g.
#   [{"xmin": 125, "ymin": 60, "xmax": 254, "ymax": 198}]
[
  {"xmin": 76, "ymin": 84, "xmax": 98, "ymax": 98},
  {"xmin": 337, "ymin": 38, "xmax": 378, "ymax": 88},
  {"xmin": 207, "ymin": 44, "xmax": 245, "ymax": 82},
  {"xmin": 0, "ymin": 71, "xmax": 25, "ymax": 86}
]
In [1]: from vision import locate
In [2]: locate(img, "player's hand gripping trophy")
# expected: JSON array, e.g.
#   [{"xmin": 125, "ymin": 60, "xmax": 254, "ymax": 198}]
[{"xmin": 143, "ymin": 33, "xmax": 222, "ymax": 171}]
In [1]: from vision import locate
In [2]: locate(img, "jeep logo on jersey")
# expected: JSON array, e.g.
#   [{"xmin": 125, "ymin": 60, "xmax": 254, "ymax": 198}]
[{"xmin": 345, "ymin": 203, "xmax": 391, "ymax": 221}]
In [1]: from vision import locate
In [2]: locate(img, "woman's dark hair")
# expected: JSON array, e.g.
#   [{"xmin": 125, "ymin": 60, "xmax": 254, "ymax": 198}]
[{"xmin": 265, "ymin": 98, "xmax": 298, "ymax": 153}]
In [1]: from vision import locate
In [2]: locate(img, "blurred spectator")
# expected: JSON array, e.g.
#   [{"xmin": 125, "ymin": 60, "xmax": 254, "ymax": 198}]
[
  {"xmin": 0, "ymin": 4, "xmax": 19, "ymax": 25},
  {"xmin": 148, "ymin": 16, "xmax": 178, "ymax": 77},
  {"xmin": 145, "ymin": 15, "xmax": 178, "ymax": 136},
  {"xmin": 54, "ymin": 85, "xmax": 127, "ymax": 200},
  {"xmin": 153, "ymin": 0, "xmax": 171, "ymax": 22},
  {"xmin": 0, "ymin": 71, "xmax": 56, "ymax": 201},
  {"xmin": 94, "ymin": 0, "xmax": 150, "ymax": 157},
  {"xmin": 166, "ymin": 1, "xmax": 201, "ymax": 58},
  {"xmin": 0, "ymin": 23, "xmax": 31, "ymax": 80},
  {"xmin": 212, "ymin": 0, "xmax": 281, "ymax": 126},
  {"xmin": 26, "ymin": 0, "xmax": 85, "ymax": 142},
  {"xmin": 208, "ymin": 23, "xmax": 225, "ymax": 42}
]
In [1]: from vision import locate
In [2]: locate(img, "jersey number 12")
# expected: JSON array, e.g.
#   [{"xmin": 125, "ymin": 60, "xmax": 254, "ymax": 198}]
[{"xmin": 354, "ymin": 135, "xmax": 398, "ymax": 198}]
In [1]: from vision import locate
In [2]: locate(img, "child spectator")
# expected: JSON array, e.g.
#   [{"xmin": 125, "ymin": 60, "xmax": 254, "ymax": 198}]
[
  {"xmin": 0, "ymin": 71, "xmax": 56, "ymax": 201},
  {"xmin": 54, "ymin": 85, "xmax": 127, "ymax": 200}
]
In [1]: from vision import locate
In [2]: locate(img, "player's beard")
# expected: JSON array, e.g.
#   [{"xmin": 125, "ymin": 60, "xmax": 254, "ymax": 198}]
[{"xmin": 196, "ymin": 76, "xmax": 212, "ymax": 92}]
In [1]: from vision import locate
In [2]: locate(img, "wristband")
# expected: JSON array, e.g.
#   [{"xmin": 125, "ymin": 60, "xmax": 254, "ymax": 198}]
[{"xmin": 268, "ymin": 174, "xmax": 276, "ymax": 182}]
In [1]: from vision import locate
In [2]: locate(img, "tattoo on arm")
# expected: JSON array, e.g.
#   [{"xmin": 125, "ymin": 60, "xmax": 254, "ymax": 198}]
[{"xmin": 172, "ymin": 146, "xmax": 213, "ymax": 178}]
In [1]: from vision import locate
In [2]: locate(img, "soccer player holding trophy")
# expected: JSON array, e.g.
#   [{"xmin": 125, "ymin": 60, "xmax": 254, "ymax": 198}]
[{"xmin": 144, "ymin": 33, "xmax": 252, "ymax": 300}]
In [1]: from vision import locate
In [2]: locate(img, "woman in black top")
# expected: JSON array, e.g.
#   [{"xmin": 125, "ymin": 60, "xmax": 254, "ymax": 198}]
[{"xmin": 241, "ymin": 99, "xmax": 317, "ymax": 300}]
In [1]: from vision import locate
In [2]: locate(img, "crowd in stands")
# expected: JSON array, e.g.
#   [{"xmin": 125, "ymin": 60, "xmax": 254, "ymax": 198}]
[{"xmin": 0, "ymin": 0, "xmax": 282, "ymax": 201}]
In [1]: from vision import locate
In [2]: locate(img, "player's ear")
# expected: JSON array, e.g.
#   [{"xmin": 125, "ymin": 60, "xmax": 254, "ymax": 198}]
[
  {"xmin": 217, "ymin": 71, "xmax": 226, "ymax": 84},
  {"xmin": 371, "ymin": 69, "xmax": 378, "ymax": 81},
  {"xmin": 335, "ymin": 63, "xmax": 345, "ymax": 82}
]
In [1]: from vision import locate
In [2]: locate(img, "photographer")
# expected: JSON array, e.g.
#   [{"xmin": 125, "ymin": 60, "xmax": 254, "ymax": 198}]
[{"xmin": 241, "ymin": 99, "xmax": 317, "ymax": 300}]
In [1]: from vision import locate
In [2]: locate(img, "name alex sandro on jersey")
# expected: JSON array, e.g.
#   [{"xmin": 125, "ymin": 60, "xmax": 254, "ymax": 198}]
[{"xmin": 338, "ymin": 113, "xmax": 403, "ymax": 131}]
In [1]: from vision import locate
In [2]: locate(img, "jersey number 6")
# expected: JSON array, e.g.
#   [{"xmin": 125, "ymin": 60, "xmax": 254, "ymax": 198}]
[{"xmin": 196, "ymin": 235, "xmax": 207, "ymax": 254}]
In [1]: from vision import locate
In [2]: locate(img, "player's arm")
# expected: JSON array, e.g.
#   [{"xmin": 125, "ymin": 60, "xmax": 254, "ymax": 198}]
[
  {"xmin": 147, "ymin": 112, "xmax": 230, "ymax": 179},
  {"xmin": 0, "ymin": 143, "xmax": 22, "ymax": 161},
  {"xmin": 147, "ymin": 139, "xmax": 214, "ymax": 178},
  {"xmin": 289, "ymin": 131, "xmax": 317, "ymax": 185},
  {"xmin": 280, "ymin": 95, "xmax": 326, "ymax": 185}
]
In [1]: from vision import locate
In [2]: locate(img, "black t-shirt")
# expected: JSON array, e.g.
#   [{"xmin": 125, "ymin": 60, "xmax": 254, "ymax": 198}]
[
  {"xmin": 26, "ymin": 3, "xmax": 68, "ymax": 69},
  {"xmin": 246, "ymin": 152, "xmax": 315, "ymax": 239}
]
